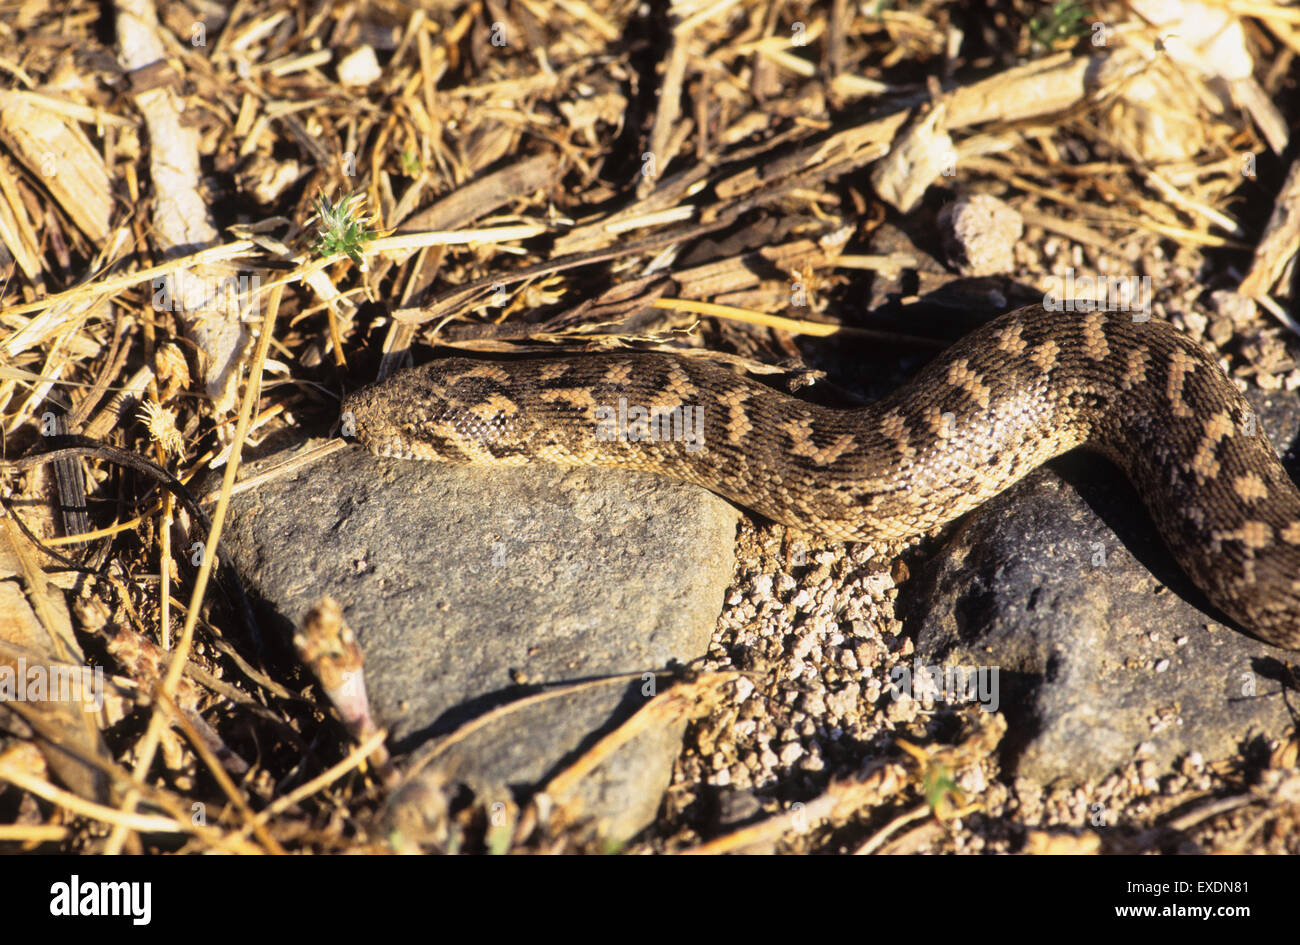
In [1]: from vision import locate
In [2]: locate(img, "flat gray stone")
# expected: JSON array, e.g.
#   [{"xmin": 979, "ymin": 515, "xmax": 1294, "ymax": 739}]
[
  {"xmin": 906, "ymin": 388, "xmax": 1300, "ymax": 785},
  {"xmin": 223, "ymin": 440, "xmax": 738, "ymax": 842}
]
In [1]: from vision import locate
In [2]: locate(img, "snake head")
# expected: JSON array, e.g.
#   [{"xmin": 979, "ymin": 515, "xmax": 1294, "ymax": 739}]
[{"xmin": 340, "ymin": 360, "xmax": 528, "ymax": 464}]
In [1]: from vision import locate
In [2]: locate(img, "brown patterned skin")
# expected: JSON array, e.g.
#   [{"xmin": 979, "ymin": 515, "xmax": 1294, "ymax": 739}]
[{"xmin": 341, "ymin": 305, "xmax": 1300, "ymax": 648}]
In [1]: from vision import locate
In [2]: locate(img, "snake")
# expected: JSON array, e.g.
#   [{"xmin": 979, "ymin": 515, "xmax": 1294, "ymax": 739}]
[{"xmin": 341, "ymin": 304, "xmax": 1300, "ymax": 649}]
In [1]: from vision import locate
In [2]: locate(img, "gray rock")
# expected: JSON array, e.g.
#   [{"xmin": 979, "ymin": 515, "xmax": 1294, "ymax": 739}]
[
  {"xmin": 938, "ymin": 194, "xmax": 1024, "ymax": 276},
  {"xmin": 906, "ymin": 389, "xmax": 1300, "ymax": 785},
  {"xmin": 223, "ymin": 440, "xmax": 738, "ymax": 842}
]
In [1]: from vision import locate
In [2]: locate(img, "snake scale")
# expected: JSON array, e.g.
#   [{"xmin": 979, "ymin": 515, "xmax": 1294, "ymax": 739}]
[{"xmin": 342, "ymin": 304, "xmax": 1300, "ymax": 648}]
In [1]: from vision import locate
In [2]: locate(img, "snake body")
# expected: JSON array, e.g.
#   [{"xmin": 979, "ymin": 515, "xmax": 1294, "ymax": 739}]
[{"xmin": 342, "ymin": 304, "xmax": 1300, "ymax": 648}]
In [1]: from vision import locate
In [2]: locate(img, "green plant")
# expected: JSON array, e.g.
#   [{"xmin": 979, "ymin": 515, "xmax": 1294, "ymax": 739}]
[
  {"xmin": 1028, "ymin": 0, "xmax": 1092, "ymax": 52},
  {"xmin": 309, "ymin": 192, "xmax": 376, "ymax": 268}
]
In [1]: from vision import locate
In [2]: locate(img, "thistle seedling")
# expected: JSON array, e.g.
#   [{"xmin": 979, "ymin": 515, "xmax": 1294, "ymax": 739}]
[
  {"xmin": 308, "ymin": 192, "xmax": 377, "ymax": 269},
  {"xmin": 1027, "ymin": 0, "xmax": 1092, "ymax": 53}
]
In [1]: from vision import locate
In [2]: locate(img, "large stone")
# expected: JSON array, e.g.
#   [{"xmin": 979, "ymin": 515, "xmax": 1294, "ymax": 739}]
[
  {"xmin": 223, "ymin": 440, "xmax": 738, "ymax": 842},
  {"xmin": 905, "ymin": 389, "xmax": 1300, "ymax": 784}
]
